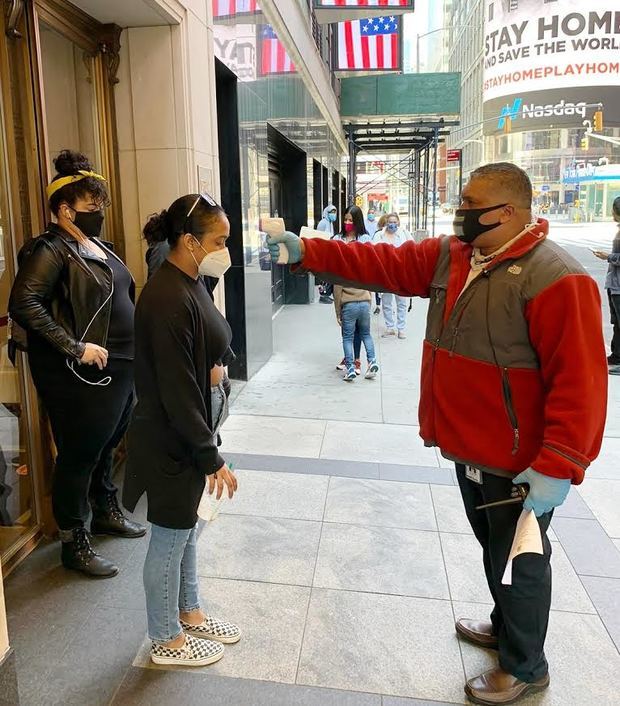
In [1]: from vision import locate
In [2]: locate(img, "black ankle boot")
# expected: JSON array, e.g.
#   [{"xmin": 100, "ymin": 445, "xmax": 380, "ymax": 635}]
[
  {"xmin": 61, "ymin": 527, "xmax": 119, "ymax": 578},
  {"xmin": 91, "ymin": 493, "xmax": 146, "ymax": 538}
]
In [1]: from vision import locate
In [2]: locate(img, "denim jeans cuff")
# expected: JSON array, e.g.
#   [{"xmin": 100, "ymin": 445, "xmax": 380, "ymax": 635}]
[
  {"xmin": 150, "ymin": 627, "xmax": 184, "ymax": 645},
  {"xmin": 179, "ymin": 603, "xmax": 201, "ymax": 614}
]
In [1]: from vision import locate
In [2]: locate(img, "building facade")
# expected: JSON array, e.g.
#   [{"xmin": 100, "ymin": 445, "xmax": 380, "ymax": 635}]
[{"xmin": 444, "ymin": 0, "xmax": 484, "ymax": 202}]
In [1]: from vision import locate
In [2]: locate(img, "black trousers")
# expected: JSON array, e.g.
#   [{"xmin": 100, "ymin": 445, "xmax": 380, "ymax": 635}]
[
  {"xmin": 608, "ymin": 291, "xmax": 620, "ymax": 362},
  {"xmin": 31, "ymin": 356, "xmax": 134, "ymax": 531},
  {"xmin": 456, "ymin": 464, "xmax": 553, "ymax": 682}
]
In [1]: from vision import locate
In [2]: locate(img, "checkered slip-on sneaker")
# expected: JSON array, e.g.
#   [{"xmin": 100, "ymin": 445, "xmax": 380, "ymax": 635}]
[
  {"xmin": 180, "ymin": 615, "xmax": 241, "ymax": 644},
  {"xmin": 150, "ymin": 633, "xmax": 224, "ymax": 667}
]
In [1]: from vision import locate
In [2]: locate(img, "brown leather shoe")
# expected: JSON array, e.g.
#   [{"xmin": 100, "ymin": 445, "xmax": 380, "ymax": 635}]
[
  {"xmin": 465, "ymin": 667, "xmax": 550, "ymax": 705},
  {"xmin": 455, "ymin": 619, "xmax": 499, "ymax": 649}
]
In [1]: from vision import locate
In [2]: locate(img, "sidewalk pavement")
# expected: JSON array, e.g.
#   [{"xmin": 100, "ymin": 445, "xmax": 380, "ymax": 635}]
[{"xmin": 6, "ymin": 288, "xmax": 620, "ymax": 705}]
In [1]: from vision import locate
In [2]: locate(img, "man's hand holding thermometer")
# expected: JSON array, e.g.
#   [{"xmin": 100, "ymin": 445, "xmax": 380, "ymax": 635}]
[{"xmin": 267, "ymin": 231, "xmax": 306, "ymax": 265}]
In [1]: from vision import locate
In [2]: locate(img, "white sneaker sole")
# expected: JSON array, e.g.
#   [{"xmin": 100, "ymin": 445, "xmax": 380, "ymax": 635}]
[{"xmin": 151, "ymin": 648, "xmax": 224, "ymax": 667}]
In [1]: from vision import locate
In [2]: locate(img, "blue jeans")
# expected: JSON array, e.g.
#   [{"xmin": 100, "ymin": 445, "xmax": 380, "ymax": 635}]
[
  {"xmin": 382, "ymin": 292, "xmax": 408, "ymax": 331},
  {"xmin": 144, "ymin": 524, "xmax": 200, "ymax": 643},
  {"xmin": 342, "ymin": 301, "xmax": 376, "ymax": 369},
  {"xmin": 143, "ymin": 383, "xmax": 227, "ymax": 643}
]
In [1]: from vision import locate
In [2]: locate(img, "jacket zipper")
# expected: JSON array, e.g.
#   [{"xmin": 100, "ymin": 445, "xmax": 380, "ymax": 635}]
[
  {"xmin": 501, "ymin": 368, "xmax": 520, "ymax": 455},
  {"xmin": 543, "ymin": 443, "xmax": 588, "ymax": 470}
]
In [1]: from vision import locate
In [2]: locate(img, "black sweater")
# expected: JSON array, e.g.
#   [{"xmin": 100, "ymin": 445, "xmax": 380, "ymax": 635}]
[{"xmin": 123, "ymin": 260, "xmax": 232, "ymax": 528}]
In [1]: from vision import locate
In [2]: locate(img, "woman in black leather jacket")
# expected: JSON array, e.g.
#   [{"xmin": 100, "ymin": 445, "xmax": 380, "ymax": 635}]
[{"xmin": 9, "ymin": 150, "xmax": 145, "ymax": 579}]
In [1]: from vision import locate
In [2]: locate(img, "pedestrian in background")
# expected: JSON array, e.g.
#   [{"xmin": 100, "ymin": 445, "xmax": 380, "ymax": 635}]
[
  {"xmin": 316, "ymin": 204, "xmax": 338, "ymax": 302},
  {"xmin": 9, "ymin": 150, "xmax": 145, "ymax": 580},
  {"xmin": 365, "ymin": 206, "xmax": 378, "ymax": 238},
  {"xmin": 334, "ymin": 205, "xmax": 371, "ymax": 376},
  {"xmin": 333, "ymin": 206, "xmax": 378, "ymax": 382},
  {"xmin": 593, "ymin": 195, "xmax": 620, "ymax": 374},
  {"xmin": 125, "ymin": 193, "xmax": 240, "ymax": 668},
  {"xmin": 267, "ymin": 162, "xmax": 607, "ymax": 705},
  {"xmin": 374, "ymin": 213, "xmax": 411, "ymax": 339}
]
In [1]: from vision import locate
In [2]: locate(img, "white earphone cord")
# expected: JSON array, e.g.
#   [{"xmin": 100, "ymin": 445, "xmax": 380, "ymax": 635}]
[{"xmin": 66, "ymin": 278, "xmax": 114, "ymax": 387}]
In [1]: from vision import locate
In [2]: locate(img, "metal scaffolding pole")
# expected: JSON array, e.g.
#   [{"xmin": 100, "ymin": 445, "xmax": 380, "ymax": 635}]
[
  {"xmin": 414, "ymin": 148, "xmax": 421, "ymax": 230},
  {"xmin": 431, "ymin": 127, "xmax": 439, "ymax": 237},
  {"xmin": 422, "ymin": 144, "xmax": 430, "ymax": 230},
  {"xmin": 347, "ymin": 127, "xmax": 357, "ymax": 206},
  {"xmin": 408, "ymin": 153, "xmax": 413, "ymax": 232}
]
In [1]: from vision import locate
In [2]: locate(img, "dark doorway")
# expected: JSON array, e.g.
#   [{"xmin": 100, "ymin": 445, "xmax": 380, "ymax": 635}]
[
  {"xmin": 216, "ymin": 59, "xmax": 275, "ymax": 380},
  {"xmin": 267, "ymin": 124, "xmax": 311, "ymax": 306},
  {"xmin": 331, "ymin": 170, "xmax": 339, "ymax": 231},
  {"xmin": 313, "ymin": 159, "xmax": 322, "ymax": 227},
  {"xmin": 322, "ymin": 165, "xmax": 329, "ymax": 209},
  {"xmin": 341, "ymin": 176, "xmax": 347, "ymax": 222}
]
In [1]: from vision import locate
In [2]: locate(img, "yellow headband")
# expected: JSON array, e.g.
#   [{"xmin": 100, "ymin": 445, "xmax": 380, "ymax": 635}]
[{"xmin": 46, "ymin": 170, "xmax": 106, "ymax": 201}]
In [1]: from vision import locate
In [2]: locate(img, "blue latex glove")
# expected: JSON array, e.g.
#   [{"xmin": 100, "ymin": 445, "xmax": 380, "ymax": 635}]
[
  {"xmin": 266, "ymin": 231, "xmax": 303, "ymax": 265},
  {"xmin": 512, "ymin": 467, "xmax": 571, "ymax": 517}
]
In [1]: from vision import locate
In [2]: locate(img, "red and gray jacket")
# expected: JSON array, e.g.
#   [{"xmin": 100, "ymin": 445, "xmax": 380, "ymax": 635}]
[{"xmin": 299, "ymin": 219, "xmax": 607, "ymax": 483}]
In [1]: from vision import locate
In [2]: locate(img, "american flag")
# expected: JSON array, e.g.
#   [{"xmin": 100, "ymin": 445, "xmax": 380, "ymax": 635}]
[
  {"xmin": 337, "ymin": 16, "xmax": 401, "ymax": 71},
  {"xmin": 212, "ymin": 0, "xmax": 259, "ymax": 18},
  {"xmin": 259, "ymin": 26, "xmax": 295, "ymax": 75},
  {"xmin": 316, "ymin": 1, "xmax": 410, "ymax": 6}
]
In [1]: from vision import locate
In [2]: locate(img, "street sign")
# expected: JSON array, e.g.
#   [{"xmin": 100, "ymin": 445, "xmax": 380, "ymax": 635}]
[
  {"xmin": 541, "ymin": 185, "xmax": 550, "ymax": 192},
  {"xmin": 446, "ymin": 149, "xmax": 461, "ymax": 163}
]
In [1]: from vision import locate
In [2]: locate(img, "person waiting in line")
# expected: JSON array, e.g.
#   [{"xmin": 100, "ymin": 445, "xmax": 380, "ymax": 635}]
[
  {"xmin": 365, "ymin": 207, "xmax": 382, "ymax": 313},
  {"xmin": 374, "ymin": 213, "xmax": 411, "ymax": 339},
  {"xmin": 8, "ymin": 150, "xmax": 145, "ymax": 579},
  {"xmin": 334, "ymin": 206, "xmax": 372, "ymax": 376},
  {"xmin": 593, "ymin": 195, "xmax": 620, "ymax": 375},
  {"xmin": 316, "ymin": 204, "xmax": 338, "ymax": 302},
  {"xmin": 124, "ymin": 193, "xmax": 240, "ymax": 668},
  {"xmin": 267, "ymin": 162, "xmax": 607, "ymax": 705},
  {"xmin": 365, "ymin": 206, "xmax": 379, "ymax": 238}
]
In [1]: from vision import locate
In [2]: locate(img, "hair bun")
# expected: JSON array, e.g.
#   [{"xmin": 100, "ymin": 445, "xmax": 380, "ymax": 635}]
[
  {"xmin": 53, "ymin": 149, "xmax": 92, "ymax": 176},
  {"xmin": 143, "ymin": 210, "xmax": 171, "ymax": 244}
]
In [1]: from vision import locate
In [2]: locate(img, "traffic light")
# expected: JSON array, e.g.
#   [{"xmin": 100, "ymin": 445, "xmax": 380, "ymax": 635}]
[
  {"xmin": 593, "ymin": 110, "xmax": 603, "ymax": 132},
  {"xmin": 580, "ymin": 135, "xmax": 589, "ymax": 150},
  {"xmin": 503, "ymin": 117, "xmax": 512, "ymax": 134}
]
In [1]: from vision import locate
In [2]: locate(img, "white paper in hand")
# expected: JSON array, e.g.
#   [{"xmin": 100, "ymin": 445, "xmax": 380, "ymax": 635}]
[
  {"xmin": 501, "ymin": 509, "xmax": 544, "ymax": 585},
  {"xmin": 197, "ymin": 491, "xmax": 225, "ymax": 523}
]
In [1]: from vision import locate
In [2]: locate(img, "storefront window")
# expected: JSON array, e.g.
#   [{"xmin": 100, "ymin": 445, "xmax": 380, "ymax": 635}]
[{"xmin": 0, "ymin": 99, "xmax": 37, "ymax": 560}]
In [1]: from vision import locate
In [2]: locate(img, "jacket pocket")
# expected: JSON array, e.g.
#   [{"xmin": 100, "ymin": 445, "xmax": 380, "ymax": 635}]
[{"xmin": 501, "ymin": 368, "xmax": 520, "ymax": 455}]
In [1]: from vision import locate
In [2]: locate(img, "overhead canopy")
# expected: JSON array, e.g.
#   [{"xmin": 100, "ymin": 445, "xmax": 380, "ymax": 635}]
[{"xmin": 345, "ymin": 119, "xmax": 456, "ymax": 153}]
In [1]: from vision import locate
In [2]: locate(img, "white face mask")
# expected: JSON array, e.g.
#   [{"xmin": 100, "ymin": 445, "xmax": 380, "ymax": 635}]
[{"xmin": 190, "ymin": 239, "xmax": 232, "ymax": 278}]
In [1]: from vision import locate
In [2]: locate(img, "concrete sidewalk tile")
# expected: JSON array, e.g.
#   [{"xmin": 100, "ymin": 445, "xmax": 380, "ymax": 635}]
[
  {"xmin": 580, "ymin": 576, "xmax": 620, "ymax": 652},
  {"xmin": 220, "ymin": 415, "xmax": 326, "ymax": 458},
  {"xmin": 133, "ymin": 579, "xmax": 311, "ymax": 684},
  {"xmin": 232, "ymin": 380, "xmax": 383, "ymax": 423},
  {"xmin": 383, "ymin": 698, "xmax": 462, "ymax": 706},
  {"xmin": 553, "ymin": 487, "xmax": 594, "ymax": 520},
  {"xmin": 431, "ymin": 485, "xmax": 472, "ymax": 534},
  {"xmin": 576, "ymin": 479, "xmax": 620, "ymax": 538},
  {"xmin": 381, "ymin": 387, "xmax": 419, "ymax": 426},
  {"xmin": 324, "ymin": 477, "xmax": 436, "ymax": 530},
  {"xmin": 548, "ymin": 542, "xmax": 596, "ymax": 614},
  {"xmin": 320, "ymin": 421, "xmax": 440, "ymax": 467},
  {"xmin": 380, "ymin": 464, "xmax": 455, "ymax": 485},
  {"xmin": 455, "ymin": 601, "xmax": 620, "ymax": 706},
  {"xmin": 41, "ymin": 606, "xmax": 146, "ymax": 706},
  {"xmin": 195, "ymin": 514, "xmax": 321, "ymax": 585},
  {"xmin": 440, "ymin": 533, "xmax": 491, "ymax": 604},
  {"xmin": 221, "ymin": 469, "xmax": 329, "ymax": 521},
  {"xmin": 552, "ymin": 518, "xmax": 620, "ymax": 578},
  {"xmin": 114, "ymin": 668, "xmax": 381, "ymax": 706},
  {"xmin": 222, "ymin": 453, "xmax": 380, "ymax": 479},
  {"xmin": 297, "ymin": 588, "xmax": 465, "ymax": 703},
  {"xmin": 587, "ymin": 437, "xmax": 620, "ymax": 480},
  {"xmin": 314, "ymin": 523, "xmax": 449, "ymax": 599}
]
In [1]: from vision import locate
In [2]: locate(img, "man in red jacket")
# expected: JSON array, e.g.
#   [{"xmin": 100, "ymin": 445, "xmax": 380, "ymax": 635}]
[{"xmin": 267, "ymin": 162, "xmax": 607, "ymax": 705}]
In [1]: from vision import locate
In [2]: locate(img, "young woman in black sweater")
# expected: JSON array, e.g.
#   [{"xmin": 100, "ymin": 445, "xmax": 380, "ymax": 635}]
[{"xmin": 124, "ymin": 194, "xmax": 239, "ymax": 667}]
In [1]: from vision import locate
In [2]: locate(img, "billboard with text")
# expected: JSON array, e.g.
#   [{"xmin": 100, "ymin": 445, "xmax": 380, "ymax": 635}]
[{"xmin": 482, "ymin": 1, "xmax": 620, "ymax": 134}]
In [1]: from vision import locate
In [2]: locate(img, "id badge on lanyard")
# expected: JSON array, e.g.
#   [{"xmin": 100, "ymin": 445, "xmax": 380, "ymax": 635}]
[{"xmin": 465, "ymin": 465, "xmax": 482, "ymax": 484}]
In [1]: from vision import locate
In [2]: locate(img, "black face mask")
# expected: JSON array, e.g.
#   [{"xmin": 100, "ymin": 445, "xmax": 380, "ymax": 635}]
[
  {"xmin": 72, "ymin": 209, "xmax": 104, "ymax": 239},
  {"xmin": 453, "ymin": 204, "xmax": 507, "ymax": 244}
]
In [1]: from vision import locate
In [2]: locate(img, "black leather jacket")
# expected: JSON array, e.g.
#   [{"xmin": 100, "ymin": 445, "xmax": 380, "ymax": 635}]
[{"xmin": 9, "ymin": 223, "xmax": 135, "ymax": 363}]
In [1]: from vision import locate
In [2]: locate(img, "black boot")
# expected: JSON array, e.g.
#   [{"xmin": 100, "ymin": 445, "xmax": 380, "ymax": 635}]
[
  {"xmin": 91, "ymin": 493, "xmax": 146, "ymax": 538},
  {"xmin": 61, "ymin": 527, "xmax": 119, "ymax": 578}
]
